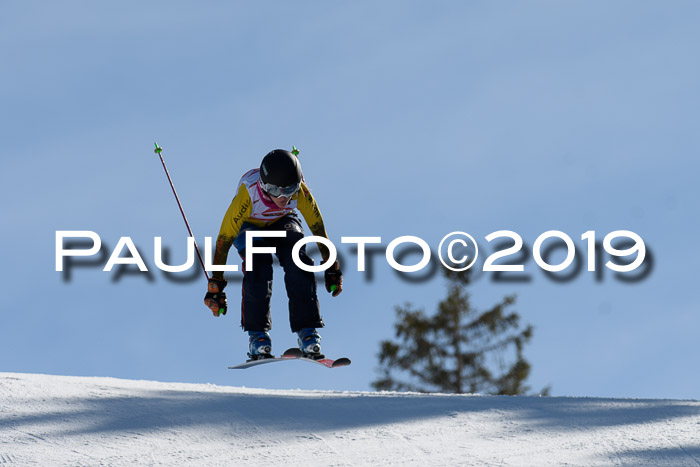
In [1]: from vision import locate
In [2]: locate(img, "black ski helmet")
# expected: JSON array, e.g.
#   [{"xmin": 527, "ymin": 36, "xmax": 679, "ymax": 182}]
[{"xmin": 259, "ymin": 149, "xmax": 302, "ymax": 188}]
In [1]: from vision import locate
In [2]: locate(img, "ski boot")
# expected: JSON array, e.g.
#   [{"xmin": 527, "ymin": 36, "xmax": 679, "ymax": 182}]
[
  {"xmin": 297, "ymin": 328, "xmax": 324, "ymax": 359},
  {"xmin": 247, "ymin": 331, "xmax": 273, "ymax": 361}
]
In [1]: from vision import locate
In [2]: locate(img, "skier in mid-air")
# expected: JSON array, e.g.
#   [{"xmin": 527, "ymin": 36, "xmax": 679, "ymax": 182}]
[{"xmin": 203, "ymin": 148, "xmax": 343, "ymax": 360}]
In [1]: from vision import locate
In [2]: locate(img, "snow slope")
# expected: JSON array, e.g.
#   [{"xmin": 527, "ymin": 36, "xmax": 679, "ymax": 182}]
[{"xmin": 1, "ymin": 373, "xmax": 699, "ymax": 466}]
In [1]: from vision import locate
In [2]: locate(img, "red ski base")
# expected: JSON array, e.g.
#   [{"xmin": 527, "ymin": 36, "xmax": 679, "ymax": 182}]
[
  {"xmin": 228, "ymin": 348, "xmax": 351, "ymax": 370},
  {"xmin": 282, "ymin": 348, "xmax": 352, "ymax": 368}
]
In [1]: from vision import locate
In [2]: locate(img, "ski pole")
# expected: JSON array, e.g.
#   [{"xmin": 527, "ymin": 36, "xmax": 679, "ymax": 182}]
[{"xmin": 153, "ymin": 142, "xmax": 210, "ymax": 282}]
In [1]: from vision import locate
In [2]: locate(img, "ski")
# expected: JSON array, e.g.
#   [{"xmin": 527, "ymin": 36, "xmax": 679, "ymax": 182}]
[
  {"xmin": 228, "ymin": 348, "xmax": 351, "ymax": 369},
  {"xmin": 228, "ymin": 353, "xmax": 296, "ymax": 370},
  {"xmin": 282, "ymin": 348, "xmax": 352, "ymax": 368}
]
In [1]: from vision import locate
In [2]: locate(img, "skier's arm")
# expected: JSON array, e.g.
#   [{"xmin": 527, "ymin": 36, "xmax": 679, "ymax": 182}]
[
  {"xmin": 212, "ymin": 184, "xmax": 252, "ymax": 281},
  {"xmin": 296, "ymin": 182, "xmax": 332, "ymax": 263},
  {"xmin": 296, "ymin": 182, "xmax": 343, "ymax": 296}
]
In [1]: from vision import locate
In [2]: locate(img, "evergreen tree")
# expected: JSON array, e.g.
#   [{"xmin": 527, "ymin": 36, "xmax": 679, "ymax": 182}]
[{"xmin": 373, "ymin": 269, "xmax": 541, "ymax": 395}]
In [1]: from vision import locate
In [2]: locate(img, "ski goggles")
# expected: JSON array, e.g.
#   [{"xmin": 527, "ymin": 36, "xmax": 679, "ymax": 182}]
[{"xmin": 260, "ymin": 181, "xmax": 300, "ymax": 198}]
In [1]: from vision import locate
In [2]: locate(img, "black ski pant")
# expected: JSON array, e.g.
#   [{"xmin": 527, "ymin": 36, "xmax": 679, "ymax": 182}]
[{"xmin": 233, "ymin": 214, "xmax": 324, "ymax": 333}]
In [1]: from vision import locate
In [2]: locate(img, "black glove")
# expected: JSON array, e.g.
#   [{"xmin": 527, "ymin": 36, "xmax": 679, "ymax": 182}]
[
  {"xmin": 324, "ymin": 261, "xmax": 343, "ymax": 297},
  {"xmin": 204, "ymin": 278, "xmax": 228, "ymax": 316}
]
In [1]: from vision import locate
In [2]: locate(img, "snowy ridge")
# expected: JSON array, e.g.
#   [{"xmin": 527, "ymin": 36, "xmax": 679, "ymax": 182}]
[{"xmin": 1, "ymin": 373, "xmax": 699, "ymax": 466}]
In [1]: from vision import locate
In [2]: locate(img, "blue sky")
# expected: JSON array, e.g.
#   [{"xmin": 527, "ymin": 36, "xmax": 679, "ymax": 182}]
[{"xmin": 2, "ymin": 1, "xmax": 699, "ymax": 398}]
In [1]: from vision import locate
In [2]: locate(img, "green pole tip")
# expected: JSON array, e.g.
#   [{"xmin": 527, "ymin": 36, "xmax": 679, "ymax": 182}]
[
  {"xmin": 154, "ymin": 142, "xmax": 162, "ymax": 154},
  {"xmin": 292, "ymin": 146, "xmax": 299, "ymax": 156}
]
